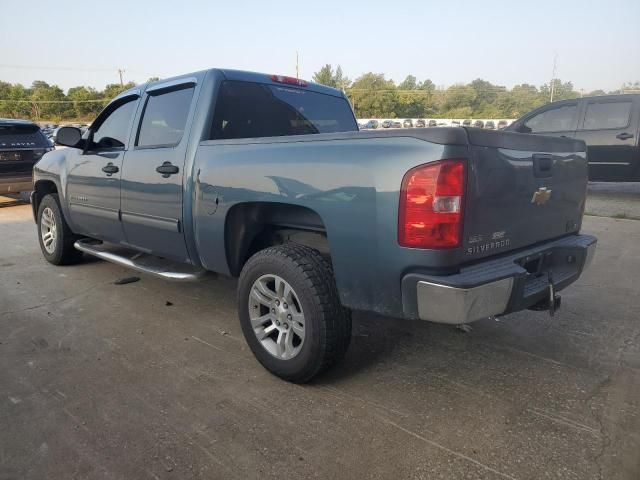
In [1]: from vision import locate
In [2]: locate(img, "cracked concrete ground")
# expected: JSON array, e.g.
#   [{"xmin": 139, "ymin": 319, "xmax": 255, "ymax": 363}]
[{"xmin": 1, "ymin": 202, "xmax": 639, "ymax": 480}]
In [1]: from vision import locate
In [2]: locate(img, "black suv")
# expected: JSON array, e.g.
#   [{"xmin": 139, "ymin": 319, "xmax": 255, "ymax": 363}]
[
  {"xmin": 508, "ymin": 94, "xmax": 640, "ymax": 181},
  {"xmin": 0, "ymin": 119, "xmax": 52, "ymax": 194}
]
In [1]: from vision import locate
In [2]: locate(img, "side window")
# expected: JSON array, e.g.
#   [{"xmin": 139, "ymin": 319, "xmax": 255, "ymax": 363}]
[
  {"xmin": 581, "ymin": 101, "xmax": 632, "ymax": 130},
  {"xmin": 92, "ymin": 98, "xmax": 138, "ymax": 150},
  {"xmin": 136, "ymin": 87, "xmax": 195, "ymax": 148},
  {"xmin": 524, "ymin": 103, "xmax": 578, "ymax": 133}
]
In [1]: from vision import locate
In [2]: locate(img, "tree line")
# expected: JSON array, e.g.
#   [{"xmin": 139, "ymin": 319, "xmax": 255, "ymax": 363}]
[
  {"xmin": 0, "ymin": 80, "xmax": 138, "ymax": 122},
  {"xmin": 0, "ymin": 69, "xmax": 638, "ymax": 122},
  {"xmin": 313, "ymin": 64, "xmax": 639, "ymax": 119}
]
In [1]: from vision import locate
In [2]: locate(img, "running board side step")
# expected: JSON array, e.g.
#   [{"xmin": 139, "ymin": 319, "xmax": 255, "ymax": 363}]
[{"xmin": 74, "ymin": 239, "xmax": 208, "ymax": 282}]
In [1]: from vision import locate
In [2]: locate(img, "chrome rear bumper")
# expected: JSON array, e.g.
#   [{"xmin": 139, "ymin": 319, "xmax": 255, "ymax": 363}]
[
  {"xmin": 403, "ymin": 234, "xmax": 597, "ymax": 325},
  {"xmin": 416, "ymin": 278, "xmax": 513, "ymax": 324}
]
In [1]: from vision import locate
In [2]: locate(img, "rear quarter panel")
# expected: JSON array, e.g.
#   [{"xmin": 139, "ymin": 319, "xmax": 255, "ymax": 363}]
[{"xmin": 193, "ymin": 136, "xmax": 467, "ymax": 316}]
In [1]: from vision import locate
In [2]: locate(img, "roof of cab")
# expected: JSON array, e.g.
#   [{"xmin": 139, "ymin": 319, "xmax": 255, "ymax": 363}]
[
  {"xmin": 111, "ymin": 67, "xmax": 347, "ymax": 104},
  {"xmin": 218, "ymin": 69, "xmax": 346, "ymax": 98}
]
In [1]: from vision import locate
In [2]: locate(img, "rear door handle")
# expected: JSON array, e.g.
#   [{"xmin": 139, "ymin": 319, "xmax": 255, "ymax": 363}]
[
  {"xmin": 616, "ymin": 132, "xmax": 633, "ymax": 140},
  {"xmin": 101, "ymin": 162, "xmax": 119, "ymax": 176},
  {"xmin": 156, "ymin": 161, "xmax": 180, "ymax": 178}
]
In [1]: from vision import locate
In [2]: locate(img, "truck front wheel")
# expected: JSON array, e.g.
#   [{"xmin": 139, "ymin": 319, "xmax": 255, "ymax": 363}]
[
  {"xmin": 37, "ymin": 193, "xmax": 83, "ymax": 265},
  {"xmin": 237, "ymin": 244, "xmax": 351, "ymax": 383}
]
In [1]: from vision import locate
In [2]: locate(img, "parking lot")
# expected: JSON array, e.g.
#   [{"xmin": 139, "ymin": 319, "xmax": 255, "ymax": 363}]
[{"xmin": 0, "ymin": 186, "xmax": 638, "ymax": 480}]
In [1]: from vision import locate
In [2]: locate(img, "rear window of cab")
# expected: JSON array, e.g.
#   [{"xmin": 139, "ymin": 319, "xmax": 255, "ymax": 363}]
[{"xmin": 209, "ymin": 80, "xmax": 357, "ymax": 140}]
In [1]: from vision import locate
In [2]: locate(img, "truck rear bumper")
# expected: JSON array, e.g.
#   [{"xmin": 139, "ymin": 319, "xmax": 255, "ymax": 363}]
[{"xmin": 401, "ymin": 234, "xmax": 597, "ymax": 324}]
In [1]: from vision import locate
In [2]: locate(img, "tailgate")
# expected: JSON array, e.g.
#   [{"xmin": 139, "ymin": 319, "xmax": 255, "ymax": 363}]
[{"xmin": 462, "ymin": 129, "xmax": 588, "ymax": 262}]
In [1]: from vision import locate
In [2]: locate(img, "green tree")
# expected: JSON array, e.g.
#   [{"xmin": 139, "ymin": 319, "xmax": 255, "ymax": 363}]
[
  {"xmin": 103, "ymin": 82, "xmax": 136, "ymax": 101},
  {"xmin": 540, "ymin": 79, "xmax": 579, "ymax": 102},
  {"xmin": 398, "ymin": 75, "xmax": 417, "ymax": 90},
  {"xmin": 313, "ymin": 64, "xmax": 336, "ymax": 87},
  {"xmin": 469, "ymin": 78, "xmax": 505, "ymax": 115},
  {"xmin": 507, "ymin": 84, "xmax": 545, "ymax": 117},
  {"xmin": 312, "ymin": 64, "xmax": 350, "ymax": 90},
  {"xmin": 442, "ymin": 84, "xmax": 476, "ymax": 114},
  {"xmin": 30, "ymin": 81, "xmax": 69, "ymax": 120},
  {"xmin": 67, "ymin": 86, "xmax": 104, "ymax": 118},
  {"xmin": 334, "ymin": 65, "xmax": 350, "ymax": 91},
  {"xmin": 418, "ymin": 79, "xmax": 435, "ymax": 91},
  {"xmin": 347, "ymin": 73, "xmax": 398, "ymax": 117}
]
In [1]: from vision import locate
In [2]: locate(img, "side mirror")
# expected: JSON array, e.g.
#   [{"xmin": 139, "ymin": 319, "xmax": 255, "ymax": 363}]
[{"xmin": 55, "ymin": 127, "xmax": 83, "ymax": 148}]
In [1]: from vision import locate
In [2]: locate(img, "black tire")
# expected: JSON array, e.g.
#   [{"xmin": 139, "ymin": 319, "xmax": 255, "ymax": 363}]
[
  {"xmin": 37, "ymin": 193, "xmax": 83, "ymax": 265},
  {"xmin": 237, "ymin": 244, "xmax": 351, "ymax": 383}
]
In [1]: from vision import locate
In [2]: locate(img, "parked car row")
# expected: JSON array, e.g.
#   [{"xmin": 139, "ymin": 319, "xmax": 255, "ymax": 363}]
[{"xmin": 360, "ymin": 118, "xmax": 513, "ymax": 130}]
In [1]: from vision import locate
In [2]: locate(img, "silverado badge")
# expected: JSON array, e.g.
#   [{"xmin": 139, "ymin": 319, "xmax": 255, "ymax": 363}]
[{"xmin": 531, "ymin": 187, "xmax": 552, "ymax": 205}]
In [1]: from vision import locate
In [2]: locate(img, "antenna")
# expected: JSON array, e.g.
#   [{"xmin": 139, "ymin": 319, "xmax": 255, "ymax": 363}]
[{"xmin": 295, "ymin": 51, "xmax": 299, "ymax": 80}]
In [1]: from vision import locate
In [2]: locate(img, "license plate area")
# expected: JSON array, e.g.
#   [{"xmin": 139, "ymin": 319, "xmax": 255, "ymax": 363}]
[{"xmin": 0, "ymin": 152, "xmax": 22, "ymax": 161}]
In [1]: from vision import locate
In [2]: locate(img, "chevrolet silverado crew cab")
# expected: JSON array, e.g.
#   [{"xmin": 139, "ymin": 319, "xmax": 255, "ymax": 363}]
[
  {"xmin": 508, "ymin": 94, "xmax": 640, "ymax": 182},
  {"xmin": 32, "ymin": 68, "xmax": 596, "ymax": 382}
]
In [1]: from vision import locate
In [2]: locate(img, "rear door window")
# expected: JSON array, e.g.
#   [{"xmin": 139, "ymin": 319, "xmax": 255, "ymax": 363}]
[
  {"xmin": 524, "ymin": 103, "xmax": 578, "ymax": 133},
  {"xmin": 136, "ymin": 86, "xmax": 195, "ymax": 148},
  {"xmin": 209, "ymin": 80, "xmax": 357, "ymax": 140},
  {"xmin": 581, "ymin": 100, "xmax": 632, "ymax": 130}
]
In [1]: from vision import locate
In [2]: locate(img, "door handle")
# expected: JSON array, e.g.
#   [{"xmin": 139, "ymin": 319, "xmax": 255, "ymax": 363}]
[
  {"xmin": 156, "ymin": 161, "xmax": 180, "ymax": 178},
  {"xmin": 616, "ymin": 132, "xmax": 633, "ymax": 140},
  {"xmin": 101, "ymin": 162, "xmax": 119, "ymax": 176}
]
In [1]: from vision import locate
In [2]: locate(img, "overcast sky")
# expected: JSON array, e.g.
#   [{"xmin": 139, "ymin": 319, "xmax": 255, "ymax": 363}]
[{"xmin": 1, "ymin": 0, "xmax": 638, "ymax": 93}]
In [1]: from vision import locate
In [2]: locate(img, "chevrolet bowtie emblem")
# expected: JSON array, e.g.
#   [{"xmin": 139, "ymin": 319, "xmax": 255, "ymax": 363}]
[{"xmin": 531, "ymin": 187, "xmax": 552, "ymax": 205}]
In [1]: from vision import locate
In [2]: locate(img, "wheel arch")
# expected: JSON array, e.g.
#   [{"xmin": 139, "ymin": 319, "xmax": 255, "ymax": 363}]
[
  {"xmin": 224, "ymin": 202, "xmax": 330, "ymax": 277},
  {"xmin": 32, "ymin": 180, "xmax": 59, "ymax": 222}
]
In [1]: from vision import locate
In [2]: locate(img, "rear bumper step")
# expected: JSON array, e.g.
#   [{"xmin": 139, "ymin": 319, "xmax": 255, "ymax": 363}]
[{"xmin": 74, "ymin": 239, "xmax": 208, "ymax": 282}]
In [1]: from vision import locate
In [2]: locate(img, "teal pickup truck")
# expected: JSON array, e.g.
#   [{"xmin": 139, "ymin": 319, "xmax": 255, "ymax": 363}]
[{"xmin": 31, "ymin": 68, "xmax": 596, "ymax": 382}]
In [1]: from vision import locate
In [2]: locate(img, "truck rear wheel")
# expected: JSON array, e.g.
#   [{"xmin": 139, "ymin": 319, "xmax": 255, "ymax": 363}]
[
  {"xmin": 37, "ymin": 193, "xmax": 83, "ymax": 265},
  {"xmin": 237, "ymin": 244, "xmax": 351, "ymax": 383}
]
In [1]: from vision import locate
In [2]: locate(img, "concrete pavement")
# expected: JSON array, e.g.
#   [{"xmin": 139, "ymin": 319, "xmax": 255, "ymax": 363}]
[{"xmin": 1, "ymin": 204, "xmax": 639, "ymax": 479}]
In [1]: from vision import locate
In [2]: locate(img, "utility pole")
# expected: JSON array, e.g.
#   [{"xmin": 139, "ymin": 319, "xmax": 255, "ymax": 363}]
[
  {"xmin": 118, "ymin": 69, "xmax": 125, "ymax": 87},
  {"xmin": 549, "ymin": 53, "xmax": 557, "ymax": 103},
  {"xmin": 295, "ymin": 52, "xmax": 299, "ymax": 79}
]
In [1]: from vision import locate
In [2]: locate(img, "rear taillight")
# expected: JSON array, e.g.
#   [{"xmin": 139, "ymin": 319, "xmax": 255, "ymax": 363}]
[
  {"xmin": 270, "ymin": 74, "xmax": 308, "ymax": 87},
  {"xmin": 398, "ymin": 159, "xmax": 465, "ymax": 249}
]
